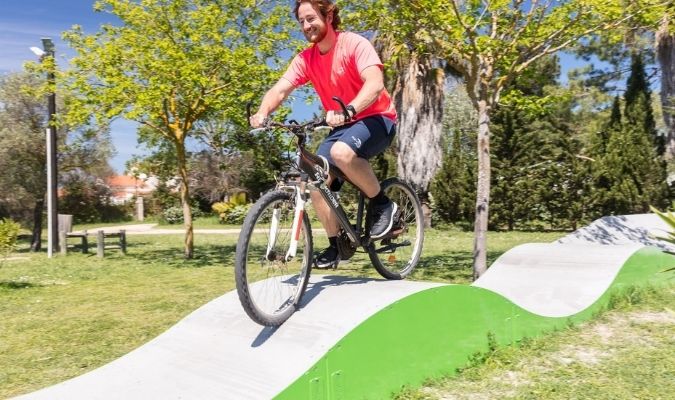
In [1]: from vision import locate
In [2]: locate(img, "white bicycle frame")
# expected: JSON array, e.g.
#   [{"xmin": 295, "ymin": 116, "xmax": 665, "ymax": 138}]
[
  {"xmin": 285, "ymin": 186, "xmax": 307, "ymax": 261},
  {"xmin": 265, "ymin": 185, "xmax": 307, "ymax": 263}
]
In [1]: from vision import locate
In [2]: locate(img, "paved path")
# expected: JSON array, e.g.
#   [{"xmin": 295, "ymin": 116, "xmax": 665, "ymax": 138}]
[
  {"xmin": 73, "ymin": 224, "xmax": 324, "ymax": 236},
  {"xmin": 72, "ymin": 224, "xmax": 242, "ymax": 235}
]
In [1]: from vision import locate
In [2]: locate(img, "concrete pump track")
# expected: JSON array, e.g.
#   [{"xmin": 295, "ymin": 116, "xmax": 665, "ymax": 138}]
[{"xmin": 16, "ymin": 214, "xmax": 675, "ymax": 399}]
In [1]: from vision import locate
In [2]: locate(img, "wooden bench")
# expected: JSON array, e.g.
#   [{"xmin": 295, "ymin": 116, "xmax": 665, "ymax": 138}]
[
  {"xmin": 59, "ymin": 230, "xmax": 89, "ymax": 254},
  {"xmin": 96, "ymin": 230, "xmax": 127, "ymax": 258},
  {"xmin": 58, "ymin": 229, "xmax": 127, "ymax": 257}
]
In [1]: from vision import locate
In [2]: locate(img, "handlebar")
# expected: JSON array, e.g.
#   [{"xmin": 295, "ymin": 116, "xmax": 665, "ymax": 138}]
[
  {"xmin": 249, "ymin": 118, "xmax": 327, "ymax": 137},
  {"xmin": 247, "ymin": 96, "xmax": 352, "ymax": 136}
]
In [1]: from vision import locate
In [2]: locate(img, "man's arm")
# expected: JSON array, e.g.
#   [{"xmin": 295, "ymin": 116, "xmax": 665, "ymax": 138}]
[
  {"xmin": 250, "ymin": 78, "xmax": 296, "ymax": 127},
  {"xmin": 350, "ymin": 65, "xmax": 385, "ymax": 115},
  {"xmin": 326, "ymin": 65, "xmax": 384, "ymax": 126}
]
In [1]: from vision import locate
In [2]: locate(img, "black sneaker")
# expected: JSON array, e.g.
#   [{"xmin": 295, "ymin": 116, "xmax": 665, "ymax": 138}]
[
  {"xmin": 370, "ymin": 200, "xmax": 398, "ymax": 239},
  {"xmin": 314, "ymin": 246, "xmax": 340, "ymax": 269}
]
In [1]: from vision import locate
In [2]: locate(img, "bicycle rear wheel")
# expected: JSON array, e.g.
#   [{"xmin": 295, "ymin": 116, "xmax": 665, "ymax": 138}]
[
  {"xmin": 235, "ymin": 189, "xmax": 313, "ymax": 326},
  {"xmin": 367, "ymin": 178, "xmax": 424, "ymax": 279}
]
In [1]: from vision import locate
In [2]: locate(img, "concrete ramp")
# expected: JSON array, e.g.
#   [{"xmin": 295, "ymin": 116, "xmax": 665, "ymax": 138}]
[
  {"xmin": 16, "ymin": 213, "xmax": 674, "ymax": 399},
  {"xmin": 17, "ymin": 277, "xmax": 443, "ymax": 400},
  {"xmin": 558, "ymin": 213, "xmax": 674, "ymax": 251},
  {"xmin": 473, "ymin": 243, "xmax": 643, "ymax": 317}
]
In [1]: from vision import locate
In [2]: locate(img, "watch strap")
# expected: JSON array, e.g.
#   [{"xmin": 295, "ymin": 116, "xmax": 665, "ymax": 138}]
[{"xmin": 346, "ymin": 104, "xmax": 357, "ymax": 120}]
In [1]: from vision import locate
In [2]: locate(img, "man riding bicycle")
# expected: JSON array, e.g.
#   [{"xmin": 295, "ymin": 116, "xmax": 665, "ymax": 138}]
[{"xmin": 250, "ymin": 0, "xmax": 398, "ymax": 269}]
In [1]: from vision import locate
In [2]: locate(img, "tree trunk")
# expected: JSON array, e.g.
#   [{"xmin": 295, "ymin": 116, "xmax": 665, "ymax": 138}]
[
  {"xmin": 30, "ymin": 199, "xmax": 44, "ymax": 252},
  {"xmin": 175, "ymin": 141, "xmax": 194, "ymax": 259},
  {"xmin": 657, "ymin": 15, "xmax": 675, "ymax": 158},
  {"xmin": 389, "ymin": 52, "xmax": 445, "ymax": 227},
  {"xmin": 473, "ymin": 99, "xmax": 491, "ymax": 280}
]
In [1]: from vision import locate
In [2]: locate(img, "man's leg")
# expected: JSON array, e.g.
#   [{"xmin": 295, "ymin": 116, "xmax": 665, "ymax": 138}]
[
  {"xmin": 330, "ymin": 142, "xmax": 397, "ymax": 239},
  {"xmin": 329, "ymin": 142, "xmax": 380, "ymax": 197},
  {"xmin": 310, "ymin": 178, "xmax": 342, "ymax": 268},
  {"xmin": 310, "ymin": 188, "xmax": 339, "ymax": 237}
]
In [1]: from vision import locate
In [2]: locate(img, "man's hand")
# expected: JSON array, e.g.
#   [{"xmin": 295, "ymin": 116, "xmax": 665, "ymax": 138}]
[
  {"xmin": 250, "ymin": 113, "xmax": 268, "ymax": 128},
  {"xmin": 326, "ymin": 110, "xmax": 347, "ymax": 127}
]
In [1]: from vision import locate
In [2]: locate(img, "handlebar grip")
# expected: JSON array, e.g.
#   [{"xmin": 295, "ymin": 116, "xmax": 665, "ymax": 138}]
[{"xmin": 331, "ymin": 96, "xmax": 351, "ymax": 122}]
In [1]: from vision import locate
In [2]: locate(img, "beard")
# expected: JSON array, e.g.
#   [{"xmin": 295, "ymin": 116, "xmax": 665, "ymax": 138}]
[{"xmin": 304, "ymin": 24, "xmax": 327, "ymax": 43}]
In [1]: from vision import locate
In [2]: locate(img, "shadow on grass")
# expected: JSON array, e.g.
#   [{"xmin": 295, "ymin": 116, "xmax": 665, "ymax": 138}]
[
  {"xmin": 125, "ymin": 240, "xmax": 237, "ymax": 268},
  {"xmin": 0, "ymin": 280, "xmax": 42, "ymax": 289},
  {"xmin": 405, "ymin": 250, "xmax": 505, "ymax": 283}
]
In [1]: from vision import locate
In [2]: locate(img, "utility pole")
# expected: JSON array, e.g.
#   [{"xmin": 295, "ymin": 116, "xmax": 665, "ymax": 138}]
[
  {"xmin": 32, "ymin": 38, "xmax": 58, "ymax": 257},
  {"xmin": 45, "ymin": 38, "xmax": 58, "ymax": 257}
]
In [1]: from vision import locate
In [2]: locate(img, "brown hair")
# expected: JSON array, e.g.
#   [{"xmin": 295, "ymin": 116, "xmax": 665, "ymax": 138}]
[{"xmin": 293, "ymin": 0, "xmax": 341, "ymax": 30}]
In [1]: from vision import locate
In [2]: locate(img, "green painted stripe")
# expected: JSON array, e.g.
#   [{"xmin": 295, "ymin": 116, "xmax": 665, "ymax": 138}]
[{"xmin": 274, "ymin": 247, "xmax": 674, "ymax": 400}]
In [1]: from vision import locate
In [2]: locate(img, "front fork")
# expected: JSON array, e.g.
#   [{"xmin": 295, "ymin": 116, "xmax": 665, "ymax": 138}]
[
  {"xmin": 266, "ymin": 182, "xmax": 307, "ymax": 263},
  {"xmin": 285, "ymin": 183, "xmax": 307, "ymax": 262}
]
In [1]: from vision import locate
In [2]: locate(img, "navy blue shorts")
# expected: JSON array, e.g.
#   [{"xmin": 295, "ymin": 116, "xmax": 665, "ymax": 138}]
[
  {"xmin": 316, "ymin": 115, "xmax": 396, "ymax": 191},
  {"xmin": 317, "ymin": 115, "xmax": 396, "ymax": 165}
]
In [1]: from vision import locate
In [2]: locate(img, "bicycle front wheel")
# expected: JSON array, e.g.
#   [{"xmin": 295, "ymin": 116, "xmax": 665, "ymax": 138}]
[
  {"xmin": 367, "ymin": 178, "xmax": 424, "ymax": 280},
  {"xmin": 234, "ymin": 189, "xmax": 313, "ymax": 326}
]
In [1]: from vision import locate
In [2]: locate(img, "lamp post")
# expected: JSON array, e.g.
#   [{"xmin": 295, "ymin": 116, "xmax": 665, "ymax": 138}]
[{"xmin": 31, "ymin": 38, "xmax": 58, "ymax": 258}]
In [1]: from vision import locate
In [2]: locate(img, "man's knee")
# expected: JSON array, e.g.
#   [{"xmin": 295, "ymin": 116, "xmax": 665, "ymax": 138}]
[{"xmin": 330, "ymin": 142, "xmax": 357, "ymax": 167}]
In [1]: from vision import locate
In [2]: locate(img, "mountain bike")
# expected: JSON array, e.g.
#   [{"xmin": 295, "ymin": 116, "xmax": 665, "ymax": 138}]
[{"xmin": 234, "ymin": 97, "xmax": 424, "ymax": 326}]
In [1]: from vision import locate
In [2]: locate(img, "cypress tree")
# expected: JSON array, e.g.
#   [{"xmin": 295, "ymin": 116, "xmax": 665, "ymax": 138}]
[
  {"xmin": 624, "ymin": 53, "xmax": 664, "ymax": 156},
  {"xmin": 489, "ymin": 56, "xmax": 561, "ymax": 230},
  {"xmin": 591, "ymin": 56, "xmax": 669, "ymax": 215},
  {"xmin": 609, "ymin": 95, "xmax": 622, "ymax": 127},
  {"xmin": 431, "ymin": 129, "xmax": 475, "ymax": 226}
]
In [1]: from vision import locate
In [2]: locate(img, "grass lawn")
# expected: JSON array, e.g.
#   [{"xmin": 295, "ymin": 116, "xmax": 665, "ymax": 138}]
[{"xmin": 1, "ymin": 228, "xmax": 564, "ymax": 398}]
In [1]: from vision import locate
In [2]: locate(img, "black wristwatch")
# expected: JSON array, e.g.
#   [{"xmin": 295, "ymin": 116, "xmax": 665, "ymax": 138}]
[{"xmin": 346, "ymin": 104, "xmax": 357, "ymax": 120}]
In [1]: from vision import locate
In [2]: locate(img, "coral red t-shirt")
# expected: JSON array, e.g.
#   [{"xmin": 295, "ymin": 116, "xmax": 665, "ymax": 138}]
[{"xmin": 282, "ymin": 31, "xmax": 397, "ymax": 122}]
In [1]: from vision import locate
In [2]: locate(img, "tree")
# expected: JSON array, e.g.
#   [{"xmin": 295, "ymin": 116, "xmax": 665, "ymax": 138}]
[
  {"xmin": 60, "ymin": 0, "xmax": 297, "ymax": 258},
  {"xmin": 430, "ymin": 78, "xmax": 477, "ymax": 226},
  {"xmin": 490, "ymin": 55, "xmax": 562, "ymax": 230},
  {"xmin": 353, "ymin": 0, "xmax": 659, "ymax": 278},
  {"xmin": 378, "ymin": 42, "xmax": 446, "ymax": 224},
  {"xmin": 431, "ymin": 128, "xmax": 476, "ymax": 226},
  {"xmin": 591, "ymin": 58, "xmax": 669, "ymax": 215},
  {"xmin": 0, "ymin": 71, "xmax": 113, "ymax": 251},
  {"xmin": 572, "ymin": 4, "xmax": 673, "ymax": 157},
  {"xmin": 625, "ymin": 53, "xmax": 663, "ymax": 155},
  {"xmin": 655, "ymin": 13, "xmax": 674, "ymax": 156},
  {"xmin": 0, "ymin": 72, "xmax": 47, "ymax": 251}
]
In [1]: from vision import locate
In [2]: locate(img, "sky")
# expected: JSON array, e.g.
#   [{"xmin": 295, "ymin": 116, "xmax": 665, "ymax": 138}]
[
  {"xmin": 0, "ymin": 0, "xmax": 139, "ymax": 173},
  {"xmin": 0, "ymin": 1, "xmax": 600, "ymax": 174}
]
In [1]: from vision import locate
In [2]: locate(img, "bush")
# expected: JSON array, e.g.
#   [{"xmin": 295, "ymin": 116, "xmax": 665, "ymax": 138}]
[
  {"xmin": 162, "ymin": 206, "xmax": 184, "ymax": 224},
  {"xmin": 221, "ymin": 204, "xmax": 252, "ymax": 224},
  {"xmin": 212, "ymin": 193, "xmax": 249, "ymax": 224},
  {"xmin": 161, "ymin": 206, "xmax": 204, "ymax": 224},
  {"xmin": 0, "ymin": 218, "xmax": 21, "ymax": 259}
]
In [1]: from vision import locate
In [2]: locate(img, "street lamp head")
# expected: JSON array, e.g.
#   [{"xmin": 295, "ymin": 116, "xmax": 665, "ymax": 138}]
[
  {"xmin": 41, "ymin": 37, "xmax": 55, "ymax": 54},
  {"xmin": 30, "ymin": 46, "xmax": 46, "ymax": 57}
]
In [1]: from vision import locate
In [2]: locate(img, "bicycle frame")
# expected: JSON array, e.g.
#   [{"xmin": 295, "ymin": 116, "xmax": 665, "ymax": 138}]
[
  {"xmin": 299, "ymin": 149, "xmax": 367, "ymax": 244},
  {"xmin": 276, "ymin": 134, "xmax": 370, "ymax": 262}
]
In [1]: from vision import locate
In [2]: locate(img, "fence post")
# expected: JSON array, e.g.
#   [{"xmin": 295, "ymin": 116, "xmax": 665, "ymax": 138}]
[
  {"xmin": 120, "ymin": 230, "xmax": 127, "ymax": 254},
  {"xmin": 59, "ymin": 231, "xmax": 67, "ymax": 255},
  {"xmin": 82, "ymin": 230, "xmax": 88, "ymax": 254},
  {"xmin": 97, "ymin": 230, "xmax": 104, "ymax": 258}
]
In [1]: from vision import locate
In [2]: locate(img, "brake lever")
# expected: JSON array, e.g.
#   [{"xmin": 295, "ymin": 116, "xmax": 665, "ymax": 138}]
[{"xmin": 331, "ymin": 96, "xmax": 351, "ymax": 122}]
